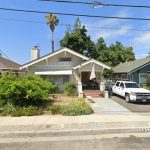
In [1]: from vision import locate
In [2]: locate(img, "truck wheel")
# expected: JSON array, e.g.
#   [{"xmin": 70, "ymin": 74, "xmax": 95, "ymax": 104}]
[{"xmin": 125, "ymin": 94, "xmax": 130, "ymax": 103}]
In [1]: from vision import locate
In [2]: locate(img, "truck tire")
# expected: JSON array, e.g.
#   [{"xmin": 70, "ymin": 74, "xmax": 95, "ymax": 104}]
[{"xmin": 125, "ymin": 94, "xmax": 130, "ymax": 103}]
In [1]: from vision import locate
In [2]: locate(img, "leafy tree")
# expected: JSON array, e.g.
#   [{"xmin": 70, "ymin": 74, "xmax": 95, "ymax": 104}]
[
  {"xmin": 96, "ymin": 41, "xmax": 135, "ymax": 67},
  {"xmin": 60, "ymin": 18, "xmax": 135, "ymax": 67},
  {"xmin": 74, "ymin": 17, "xmax": 81, "ymax": 30},
  {"xmin": 45, "ymin": 13, "xmax": 59, "ymax": 52},
  {"xmin": 60, "ymin": 18, "xmax": 95, "ymax": 57},
  {"xmin": 94, "ymin": 37, "xmax": 108, "ymax": 59}
]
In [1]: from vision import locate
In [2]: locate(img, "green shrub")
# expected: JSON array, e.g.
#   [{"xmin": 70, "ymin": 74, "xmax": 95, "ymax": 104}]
[
  {"xmin": 64, "ymin": 83, "xmax": 76, "ymax": 96},
  {"xmin": 50, "ymin": 104, "xmax": 64, "ymax": 115},
  {"xmin": 49, "ymin": 84, "xmax": 60, "ymax": 94},
  {"xmin": 0, "ymin": 75, "xmax": 58, "ymax": 106},
  {"xmin": 63, "ymin": 99, "xmax": 93, "ymax": 116}
]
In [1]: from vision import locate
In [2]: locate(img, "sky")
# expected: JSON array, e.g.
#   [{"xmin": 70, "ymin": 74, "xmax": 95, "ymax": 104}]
[{"xmin": 0, "ymin": 0, "xmax": 150, "ymax": 64}]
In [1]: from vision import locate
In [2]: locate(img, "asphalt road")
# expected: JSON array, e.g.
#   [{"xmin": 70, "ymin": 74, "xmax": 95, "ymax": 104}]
[{"xmin": 111, "ymin": 95, "xmax": 150, "ymax": 113}]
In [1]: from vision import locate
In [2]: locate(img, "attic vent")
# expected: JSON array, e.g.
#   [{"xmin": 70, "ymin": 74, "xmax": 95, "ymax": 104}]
[{"xmin": 59, "ymin": 57, "xmax": 71, "ymax": 61}]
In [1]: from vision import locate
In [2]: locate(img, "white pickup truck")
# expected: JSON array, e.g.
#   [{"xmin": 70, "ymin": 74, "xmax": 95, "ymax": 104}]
[{"xmin": 112, "ymin": 80, "xmax": 150, "ymax": 103}]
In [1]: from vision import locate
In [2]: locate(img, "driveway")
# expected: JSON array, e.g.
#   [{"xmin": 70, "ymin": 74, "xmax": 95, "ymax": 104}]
[
  {"xmin": 91, "ymin": 98, "xmax": 130, "ymax": 114},
  {"xmin": 111, "ymin": 95, "xmax": 150, "ymax": 113}
]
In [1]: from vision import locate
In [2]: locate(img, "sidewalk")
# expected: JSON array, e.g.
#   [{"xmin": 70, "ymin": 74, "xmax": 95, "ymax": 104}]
[{"xmin": 0, "ymin": 112, "xmax": 150, "ymax": 131}]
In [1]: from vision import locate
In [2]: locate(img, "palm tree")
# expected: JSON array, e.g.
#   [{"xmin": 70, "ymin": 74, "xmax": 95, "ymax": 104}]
[{"xmin": 45, "ymin": 13, "xmax": 59, "ymax": 52}]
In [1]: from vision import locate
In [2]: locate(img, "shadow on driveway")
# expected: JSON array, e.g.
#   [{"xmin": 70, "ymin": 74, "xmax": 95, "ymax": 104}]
[{"xmin": 111, "ymin": 95, "xmax": 150, "ymax": 113}]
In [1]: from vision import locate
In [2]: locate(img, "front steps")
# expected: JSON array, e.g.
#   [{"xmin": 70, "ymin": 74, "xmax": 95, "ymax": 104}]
[{"xmin": 83, "ymin": 90, "xmax": 104, "ymax": 98}]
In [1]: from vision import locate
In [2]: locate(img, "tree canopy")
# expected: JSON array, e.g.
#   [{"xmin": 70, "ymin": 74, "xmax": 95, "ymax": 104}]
[
  {"xmin": 60, "ymin": 18, "xmax": 95, "ymax": 57},
  {"xmin": 60, "ymin": 18, "xmax": 135, "ymax": 67},
  {"xmin": 45, "ymin": 13, "xmax": 59, "ymax": 52},
  {"xmin": 96, "ymin": 41, "xmax": 135, "ymax": 67}
]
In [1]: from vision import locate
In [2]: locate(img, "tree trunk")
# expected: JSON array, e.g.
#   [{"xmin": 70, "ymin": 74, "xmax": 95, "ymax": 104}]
[{"xmin": 52, "ymin": 31, "xmax": 54, "ymax": 52}]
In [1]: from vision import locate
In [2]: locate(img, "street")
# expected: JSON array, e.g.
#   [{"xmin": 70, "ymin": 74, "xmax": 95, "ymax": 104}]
[
  {"xmin": 1, "ymin": 134, "xmax": 150, "ymax": 150},
  {"xmin": 111, "ymin": 95, "xmax": 150, "ymax": 113}
]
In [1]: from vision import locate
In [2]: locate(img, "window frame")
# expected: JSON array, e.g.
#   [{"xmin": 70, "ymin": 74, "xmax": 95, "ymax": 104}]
[{"xmin": 59, "ymin": 57, "xmax": 72, "ymax": 62}]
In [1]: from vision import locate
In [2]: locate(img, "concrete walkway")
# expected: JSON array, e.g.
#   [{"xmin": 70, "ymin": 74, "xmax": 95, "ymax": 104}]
[
  {"xmin": 0, "ymin": 112, "xmax": 150, "ymax": 132},
  {"xmin": 91, "ymin": 98, "xmax": 130, "ymax": 114}
]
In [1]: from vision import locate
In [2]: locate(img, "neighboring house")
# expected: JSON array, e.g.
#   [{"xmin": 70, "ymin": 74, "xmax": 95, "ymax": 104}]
[
  {"xmin": 113, "ymin": 57, "xmax": 150, "ymax": 86},
  {"xmin": 0, "ymin": 56, "xmax": 24, "ymax": 76},
  {"xmin": 20, "ymin": 47, "xmax": 110, "ymax": 96}
]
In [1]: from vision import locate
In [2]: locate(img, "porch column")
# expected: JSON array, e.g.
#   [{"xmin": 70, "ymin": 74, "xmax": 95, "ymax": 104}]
[
  {"xmin": 73, "ymin": 69, "xmax": 83, "ymax": 97},
  {"xmin": 99, "ymin": 67, "xmax": 105, "ymax": 92}
]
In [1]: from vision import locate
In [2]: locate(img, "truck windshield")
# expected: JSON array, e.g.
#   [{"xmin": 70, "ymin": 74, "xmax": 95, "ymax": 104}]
[{"xmin": 125, "ymin": 83, "xmax": 140, "ymax": 88}]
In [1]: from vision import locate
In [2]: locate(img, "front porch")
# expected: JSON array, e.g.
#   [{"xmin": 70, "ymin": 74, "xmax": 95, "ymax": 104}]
[
  {"xmin": 81, "ymin": 72, "xmax": 99, "ymax": 90},
  {"xmin": 73, "ymin": 59, "xmax": 111, "ymax": 97}
]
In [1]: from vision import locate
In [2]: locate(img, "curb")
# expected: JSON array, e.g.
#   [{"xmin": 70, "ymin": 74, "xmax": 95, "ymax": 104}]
[
  {"xmin": 0, "ymin": 121, "xmax": 150, "ymax": 132},
  {"xmin": 1, "ymin": 127, "xmax": 150, "ymax": 138}
]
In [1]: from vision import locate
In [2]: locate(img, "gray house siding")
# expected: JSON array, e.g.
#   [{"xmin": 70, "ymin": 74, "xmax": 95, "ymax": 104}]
[
  {"xmin": 135, "ymin": 64, "xmax": 150, "ymax": 85},
  {"xmin": 113, "ymin": 58, "xmax": 150, "ymax": 85},
  {"xmin": 126, "ymin": 64, "xmax": 150, "ymax": 85},
  {"xmin": 132, "ymin": 72, "xmax": 139, "ymax": 83}
]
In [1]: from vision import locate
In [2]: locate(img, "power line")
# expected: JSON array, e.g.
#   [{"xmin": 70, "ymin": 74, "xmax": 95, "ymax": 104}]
[
  {"xmin": 0, "ymin": 49, "xmax": 10, "ymax": 60},
  {"xmin": 39, "ymin": 0, "xmax": 91, "ymax": 5},
  {"xmin": 39, "ymin": 0, "xmax": 150, "ymax": 9},
  {"xmin": 0, "ymin": 7, "xmax": 150, "ymax": 21},
  {"xmin": 0, "ymin": 17, "xmax": 150, "ymax": 33}
]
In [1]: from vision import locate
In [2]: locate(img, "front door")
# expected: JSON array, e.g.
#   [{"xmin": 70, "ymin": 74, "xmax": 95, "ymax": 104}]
[
  {"xmin": 81, "ymin": 72, "xmax": 90, "ymax": 83},
  {"xmin": 82, "ymin": 72, "xmax": 90, "ymax": 90}
]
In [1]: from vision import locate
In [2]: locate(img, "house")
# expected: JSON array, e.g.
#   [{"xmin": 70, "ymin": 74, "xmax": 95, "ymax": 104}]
[
  {"xmin": 20, "ymin": 47, "xmax": 110, "ymax": 96},
  {"xmin": 113, "ymin": 57, "xmax": 150, "ymax": 86},
  {"xmin": 0, "ymin": 56, "xmax": 24, "ymax": 76}
]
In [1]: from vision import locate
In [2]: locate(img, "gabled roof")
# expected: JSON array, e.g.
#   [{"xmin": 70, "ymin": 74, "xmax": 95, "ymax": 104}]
[
  {"xmin": 0, "ymin": 56, "xmax": 20, "ymax": 70},
  {"xmin": 73, "ymin": 59, "xmax": 111, "ymax": 70},
  {"xmin": 20, "ymin": 47, "xmax": 89, "ymax": 69},
  {"xmin": 113, "ymin": 57, "xmax": 150, "ymax": 73}
]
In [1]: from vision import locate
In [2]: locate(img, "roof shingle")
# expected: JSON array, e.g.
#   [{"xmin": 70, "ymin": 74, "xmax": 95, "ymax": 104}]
[
  {"xmin": 113, "ymin": 57, "xmax": 150, "ymax": 73},
  {"xmin": 0, "ymin": 56, "xmax": 20, "ymax": 70}
]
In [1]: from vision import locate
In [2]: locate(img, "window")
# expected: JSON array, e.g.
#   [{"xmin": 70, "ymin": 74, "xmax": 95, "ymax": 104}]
[
  {"xmin": 49, "ymin": 76, "xmax": 62, "ymax": 85},
  {"xmin": 116, "ymin": 82, "xmax": 120, "ymax": 86},
  {"xmin": 139, "ymin": 73, "xmax": 148, "ymax": 85},
  {"xmin": 59, "ymin": 57, "xmax": 71, "ymax": 62},
  {"xmin": 120, "ymin": 82, "xmax": 124, "ymax": 88},
  {"xmin": 125, "ymin": 83, "xmax": 140, "ymax": 88},
  {"xmin": 63, "ymin": 75, "xmax": 69, "ymax": 84},
  {"xmin": 48, "ymin": 75, "xmax": 70, "ymax": 85}
]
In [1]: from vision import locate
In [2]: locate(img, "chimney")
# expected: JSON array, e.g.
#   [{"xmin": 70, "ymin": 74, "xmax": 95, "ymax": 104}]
[{"xmin": 31, "ymin": 46, "xmax": 40, "ymax": 61}]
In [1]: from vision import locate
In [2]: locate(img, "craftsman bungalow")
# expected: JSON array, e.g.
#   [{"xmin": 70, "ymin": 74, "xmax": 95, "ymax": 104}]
[{"xmin": 20, "ymin": 47, "xmax": 110, "ymax": 96}]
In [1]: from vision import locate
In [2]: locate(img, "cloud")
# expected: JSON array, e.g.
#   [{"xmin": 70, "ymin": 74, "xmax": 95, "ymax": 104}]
[
  {"xmin": 93, "ymin": 25, "xmax": 132, "ymax": 39},
  {"xmin": 135, "ymin": 53, "xmax": 148, "ymax": 59},
  {"xmin": 84, "ymin": 9, "xmax": 133, "ymax": 41},
  {"xmin": 133, "ymin": 32, "xmax": 150, "ymax": 48}
]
